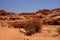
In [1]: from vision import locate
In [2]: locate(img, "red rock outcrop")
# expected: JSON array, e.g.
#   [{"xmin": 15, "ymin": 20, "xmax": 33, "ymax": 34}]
[{"xmin": 0, "ymin": 8, "xmax": 60, "ymax": 25}]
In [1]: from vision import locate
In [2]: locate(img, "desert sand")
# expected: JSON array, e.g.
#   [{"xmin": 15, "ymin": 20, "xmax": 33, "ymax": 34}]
[{"xmin": 0, "ymin": 25, "xmax": 60, "ymax": 40}]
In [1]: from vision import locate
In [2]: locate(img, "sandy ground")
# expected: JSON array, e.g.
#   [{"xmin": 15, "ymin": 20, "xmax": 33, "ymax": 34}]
[{"xmin": 0, "ymin": 25, "xmax": 60, "ymax": 40}]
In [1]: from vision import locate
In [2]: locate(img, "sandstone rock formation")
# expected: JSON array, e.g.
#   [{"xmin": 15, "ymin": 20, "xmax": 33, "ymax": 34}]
[{"xmin": 0, "ymin": 8, "xmax": 60, "ymax": 26}]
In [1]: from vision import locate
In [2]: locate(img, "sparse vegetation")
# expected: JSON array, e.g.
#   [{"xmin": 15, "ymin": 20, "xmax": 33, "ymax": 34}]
[
  {"xmin": 56, "ymin": 27, "xmax": 60, "ymax": 34},
  {"xmin": 25, "ymin": 22, "xmax": 36, "ymax": 35},
  {"xmin": 47, "ymin": 29, "xmax": 51, "ymax": 33},
  {"xmin": 24, "ymin": 21, "xmax": 41, "ymax": 36},
  {"xmin": 8, "ymin": 24, "xmax": 13, "ymax": 28}
]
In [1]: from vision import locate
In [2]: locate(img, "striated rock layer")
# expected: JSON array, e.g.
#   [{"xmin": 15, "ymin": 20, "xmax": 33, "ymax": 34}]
[{"xmin": 0, "ymin": 8, "xmax": 60, "ymax": 26}]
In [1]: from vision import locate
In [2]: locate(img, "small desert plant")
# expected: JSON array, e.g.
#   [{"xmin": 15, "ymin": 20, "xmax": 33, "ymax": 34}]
[
  {"xmin": 24, "ymin": 21, "xmax": 41, "ymax": 36},
  {"xmin": 47, "ymin": 29, "xmax": 51, "ymax": 33},
  {"xmin": 25, "ymin": 23, "xmax": 36, "ymax": 35},
  {"xmin": 8, "ymin": 24, "xmax": 13, "ymax": 28},
  {"xmin": 56, "ymin": 27, "xmax": 60, "ymax": 34}
]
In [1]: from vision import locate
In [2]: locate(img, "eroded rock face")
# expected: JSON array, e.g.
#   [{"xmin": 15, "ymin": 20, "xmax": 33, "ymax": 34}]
[
  {"xmin": 36, "ymin": 9, "xmax": 50, "ymax": 15},
  {"xmin": 0, "ymin": 10, "xmax": 6, "ymax": 16},
  {"xmin": 43, "ymin": 8, "xmax": 60, "ymax": 25},
  {"xmin": 0, "ymin": 8, "xmax": 60, "ymax": 25}
]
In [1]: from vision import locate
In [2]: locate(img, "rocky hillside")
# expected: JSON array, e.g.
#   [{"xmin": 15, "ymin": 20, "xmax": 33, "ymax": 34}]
[
  {"xmin": 0, "ymin": 8, "xmax": 60, "ymax": 25},
  {"xmin": 0, "ymin": 8, "xmax": 60, "ymax": 29}
]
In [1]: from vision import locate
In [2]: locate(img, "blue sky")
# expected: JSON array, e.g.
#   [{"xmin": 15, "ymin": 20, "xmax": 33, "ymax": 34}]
[{"xmin": 0, "ymin": 0, "xmax": 60, "ymax": 13}]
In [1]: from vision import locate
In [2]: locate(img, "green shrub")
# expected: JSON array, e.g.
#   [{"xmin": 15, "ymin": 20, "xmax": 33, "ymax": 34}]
[
  {"xmin": 24, "ymin": 21, "xmax": 41, "ymax": 36},
  {"xmin": 56, "ymin": 27, "xmax": 60, "ymax": 34}
]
